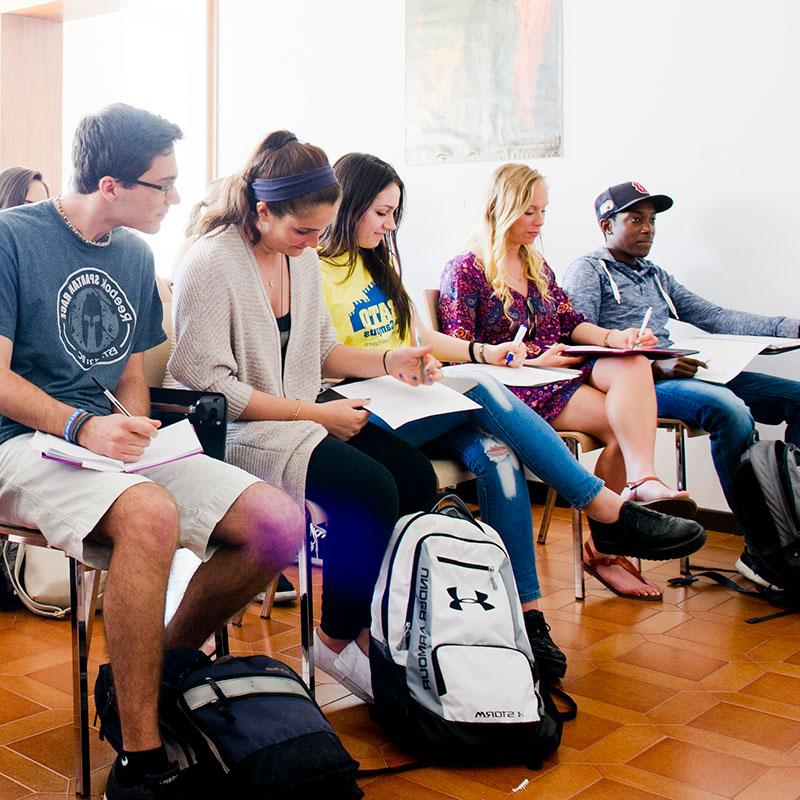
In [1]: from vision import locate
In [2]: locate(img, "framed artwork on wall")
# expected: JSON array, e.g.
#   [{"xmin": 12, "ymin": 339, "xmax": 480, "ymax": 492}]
[{"xmin": 405, "ymin": 0, "xmax": 562, "ymax": 164}]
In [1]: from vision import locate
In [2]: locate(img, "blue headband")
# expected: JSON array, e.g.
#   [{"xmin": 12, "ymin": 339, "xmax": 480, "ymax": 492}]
[{"xmin": 252, "ymin": 165, "xmax": 337, "ymax": 202}]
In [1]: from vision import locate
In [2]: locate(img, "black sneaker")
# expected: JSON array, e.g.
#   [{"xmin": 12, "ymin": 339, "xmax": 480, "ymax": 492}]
[
  {"xmin": 274, "ymin": 573, "xmax": 297, "ymax": 604},
  {"xmin": 735, "ymin": 549, "xmax": 783, "ymax": 591},
  {"xmin": 524, "ymin": 609, "xmax": 567, "ymax": 683},
  {"xmin": 588, "ymin": 502, "xmax": 706, "ymax": 561},
  {"xmin": 104, "ymin": 756, "xmax": 184, "ymax": 800}
]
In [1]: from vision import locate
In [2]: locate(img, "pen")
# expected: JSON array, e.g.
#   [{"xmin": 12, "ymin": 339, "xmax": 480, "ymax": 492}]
[
  {"xmin": 91, "ymin": 376, "xmax": 133, "ymax": 417},
  {"xmin": 506, "ymin": 325, "xmax": 528, "ymax": 365},
  {"xmin": 635, "ymin": 306, "xmax": 653, "ymax": 348},
  {"xmin": 414, "ymin": 327, "xmax": 425, "ymax": 384}
]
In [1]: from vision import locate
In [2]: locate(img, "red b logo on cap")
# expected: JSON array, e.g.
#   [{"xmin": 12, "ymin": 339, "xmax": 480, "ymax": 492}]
[{"xmin": 631, "ymin": 182, "xmax": 648, "ymax": 194}]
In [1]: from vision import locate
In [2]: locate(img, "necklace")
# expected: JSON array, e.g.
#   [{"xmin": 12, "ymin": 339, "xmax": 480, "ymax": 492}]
[{"xmin": 54, "ymin": 197, "xmax": 112, "ymax": 248}]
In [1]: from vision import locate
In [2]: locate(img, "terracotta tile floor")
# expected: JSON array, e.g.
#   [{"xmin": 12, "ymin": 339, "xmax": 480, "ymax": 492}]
[{"xmin": 1, "ymin": 506, "xmax": 800, "ymax": 799}]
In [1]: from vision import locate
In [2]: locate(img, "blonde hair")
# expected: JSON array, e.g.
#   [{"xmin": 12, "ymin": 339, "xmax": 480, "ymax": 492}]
[{"xmin": 469, "ymin": 163, "xmax": 550, "ymax": 320}]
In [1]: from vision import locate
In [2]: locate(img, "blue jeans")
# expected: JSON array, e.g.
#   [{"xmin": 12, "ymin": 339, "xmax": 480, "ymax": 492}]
[
  {"xmin": 655, "ymin": 370, "xmax": 800, "ymax": 508},
  {"xmin": 370, "ymin": 375, "xmax": 604, "ymax": 602}
]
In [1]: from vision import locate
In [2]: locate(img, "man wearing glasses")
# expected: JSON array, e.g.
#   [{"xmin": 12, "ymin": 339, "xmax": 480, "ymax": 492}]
[
  {"xmin": 0, "ymin": 103, "xmax": 304, "ymax": 799},
  {"xmin": 563, "ymin": 181, "xmax": 800, "ymax": 591}
]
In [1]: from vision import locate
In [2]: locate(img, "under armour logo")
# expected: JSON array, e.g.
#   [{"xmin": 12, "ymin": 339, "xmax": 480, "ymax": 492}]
[{"xmin": 447, "ymin": 586, "xmax": 495, "ymax": 611}]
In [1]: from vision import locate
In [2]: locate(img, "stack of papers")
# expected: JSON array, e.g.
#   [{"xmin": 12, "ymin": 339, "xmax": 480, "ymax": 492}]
[
  {"xmin": 31, "ymin": 418, "xmax": 203, "ymax": 472},
  {"xmin": 333, "ymin": 375, "xmax": 480, "ymax": 428},
  {"xmin": 670, "ymin": 335, "xmax": 775, "ymax": 384},
  {"xmin": 442, "ymin": 363, "xmax": 580, "ymax": 388}
]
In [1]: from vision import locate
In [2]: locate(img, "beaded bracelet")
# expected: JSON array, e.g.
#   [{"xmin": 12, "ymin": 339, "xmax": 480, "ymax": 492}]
[
  {"xmin": 70, "ymin": 411, "xmax": 95, "ymax": 444},
  {"xmin": 63, "ymin": 408, "xmax": 86, "ymax": 443}
]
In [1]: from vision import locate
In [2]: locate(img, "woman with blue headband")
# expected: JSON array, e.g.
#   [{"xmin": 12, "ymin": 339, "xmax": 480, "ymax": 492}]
[{"xmin": 167, "ymin": 131, "xmax": 442, "ymax": 703}]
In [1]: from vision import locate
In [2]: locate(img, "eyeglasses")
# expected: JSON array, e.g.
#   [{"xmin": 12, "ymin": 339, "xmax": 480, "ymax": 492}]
[{"xmin": 116, "ymin": 177, "xmax": 177, "ymax": 194}]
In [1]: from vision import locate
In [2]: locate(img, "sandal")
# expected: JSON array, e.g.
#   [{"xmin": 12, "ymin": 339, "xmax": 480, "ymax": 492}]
[
  {"xmin": 622, "ymin": 475, "xmax": 697, "ymax": 518},
  {"xmin": 582, "ymin": 540, "xmax": 663, "ymax": 601}
]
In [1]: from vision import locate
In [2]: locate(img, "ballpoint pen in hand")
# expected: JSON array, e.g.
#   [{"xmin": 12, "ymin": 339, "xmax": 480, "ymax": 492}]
[
  {"xmin": 506, "ymin": 325, "xmax": 528, "ymax": 365},
  {"xmin": 91, "ymin": 376, "xmax": 133, "ymax": 417},
  {"xmin": 635, "ymin": 306, "xmax": 653, "ymax": 348}
]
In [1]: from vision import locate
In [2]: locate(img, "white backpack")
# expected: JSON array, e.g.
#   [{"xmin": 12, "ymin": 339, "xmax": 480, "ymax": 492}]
[{"xmin": 369, "ymin": 496, "xmax": 567, "ymax": 766}]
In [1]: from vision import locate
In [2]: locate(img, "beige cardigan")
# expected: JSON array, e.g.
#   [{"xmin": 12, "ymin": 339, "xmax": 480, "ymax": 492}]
[{"xmin": 167, "ymin": 225, "xmax": 339, "ymax": 506}]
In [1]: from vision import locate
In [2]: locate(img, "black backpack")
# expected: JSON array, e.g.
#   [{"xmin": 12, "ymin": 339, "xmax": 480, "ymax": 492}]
[
  {"xmin": 95, "ymin": 649, "xmax": 363, "ymax": 799},
  {"xmin": 672, "ymin": 439, "xmax": 800, "ymax": 621},
  {"xmin": 731, "ymin": 439, "xmax": 800, "ymax": 602}
]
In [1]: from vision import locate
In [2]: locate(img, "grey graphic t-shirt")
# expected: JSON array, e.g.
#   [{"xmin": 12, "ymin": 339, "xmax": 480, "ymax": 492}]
[{"xmin": 0, "ymin": 201, "xmax": 166, "ymax": 445}]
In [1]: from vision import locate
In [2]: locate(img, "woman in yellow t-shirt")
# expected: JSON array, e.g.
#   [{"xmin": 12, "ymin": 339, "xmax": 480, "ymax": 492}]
[{"xmin": 318, "ymin": 154, "xmax": 705, "ymax": 665}]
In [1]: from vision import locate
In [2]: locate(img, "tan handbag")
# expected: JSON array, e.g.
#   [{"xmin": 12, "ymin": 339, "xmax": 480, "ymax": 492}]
[{"xmin": 2, "ymin": 542, "xmax": 103, "ymax": 618}]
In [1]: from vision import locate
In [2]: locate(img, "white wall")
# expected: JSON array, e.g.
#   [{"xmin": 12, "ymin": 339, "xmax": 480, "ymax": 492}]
[{"xmin": 217, "ymin": 0, "xmax": 800, "ymax": 511}]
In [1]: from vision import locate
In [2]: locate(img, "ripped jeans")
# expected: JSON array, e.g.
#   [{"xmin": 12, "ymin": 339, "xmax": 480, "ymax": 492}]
[{"xmin": 370, "ymin": 375, "xmax": 604, "ymax": 602}]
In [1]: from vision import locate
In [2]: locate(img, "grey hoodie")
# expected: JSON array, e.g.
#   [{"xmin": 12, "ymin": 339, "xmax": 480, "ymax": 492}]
[{"xmin": 563, "ymin": 245, "xmax": 800, "ymax": 346}]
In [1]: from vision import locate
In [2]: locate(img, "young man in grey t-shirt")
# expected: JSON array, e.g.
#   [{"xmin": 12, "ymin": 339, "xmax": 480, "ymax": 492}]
[{"xmin": 0, "ymin": 104, "xmax": 304, "ymax": 800}]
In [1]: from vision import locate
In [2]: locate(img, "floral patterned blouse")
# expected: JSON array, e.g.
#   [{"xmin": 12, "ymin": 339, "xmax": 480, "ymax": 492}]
[{"xmin": 438, "ymin": 251, "xmax": 593, "ymax": 422}]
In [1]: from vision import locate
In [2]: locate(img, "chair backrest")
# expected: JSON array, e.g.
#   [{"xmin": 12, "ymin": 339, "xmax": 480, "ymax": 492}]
[
  {"xmin": 422, "ymin": 288, "xmax": 441, "ymax": 332},
  {"xmin": 143, "ymin": 277, "xmax": 173, "ymax": 388}
]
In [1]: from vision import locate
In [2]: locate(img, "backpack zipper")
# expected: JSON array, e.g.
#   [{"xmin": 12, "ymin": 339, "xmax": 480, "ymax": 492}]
[{"xmin": 437, "ymin": 555, "xmax": 498, "ymax": 589}]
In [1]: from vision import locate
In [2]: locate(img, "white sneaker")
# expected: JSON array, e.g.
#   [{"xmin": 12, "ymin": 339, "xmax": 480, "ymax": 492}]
[{"xmin": 313, "ymin": 629, "xmax": 374, "ymax": 703}]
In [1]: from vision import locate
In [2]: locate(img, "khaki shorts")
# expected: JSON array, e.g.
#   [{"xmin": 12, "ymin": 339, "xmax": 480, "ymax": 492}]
[{"xmin": 0, "ymin": 433, "xmax": 260, "ymax": 570}]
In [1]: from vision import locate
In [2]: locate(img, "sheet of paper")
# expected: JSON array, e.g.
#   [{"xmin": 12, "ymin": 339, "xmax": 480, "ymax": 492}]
[
  {"xmin": 442, "ymin": 363, "xmax": 580, "ymax": 387},
  {"xmin": 670, "ymin": 336, "xmax": 765, "ymax": 384},
  {"xmin": 681, "ymin": 333, "xmax": 800, "ymax": 354},
  {"xmin": 333, "ymin": 375, "xmax": 480, "ymax": 428},
  {"xmin": 31, "ymin": 418, "xmax": 203, "ymax": 472}
]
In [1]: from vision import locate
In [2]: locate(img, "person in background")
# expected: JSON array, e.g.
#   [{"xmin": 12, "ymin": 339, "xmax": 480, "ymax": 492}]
[
  {"xmin": 563, "ymin": 180, "xmax": 800, "ymax": 590},
  {"xmin": 0, "ymin": 166, "xmax": 50, "ymax": 209},
  {"xmin": 168, "ymin": 131, "xmax": 440, "ymax": 705},
  {"xmin": 438, "ymin": 163, "xmax": 701, "ymax": 601},
  {"xmin": 320, "ymin": 153, "xmax": 705, "ymax": 634},
  {"xmin": 0, "ymin": 104, "xmax": 304, "ymax": 800}
]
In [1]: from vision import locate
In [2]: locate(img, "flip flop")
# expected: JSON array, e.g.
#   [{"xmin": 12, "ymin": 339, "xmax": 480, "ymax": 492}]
[
  {"xmin": 623, "ymin": 475, "xmax": 698, "ymax": 519},
  {"xmin": 582, "ymin": 540, "xmax": 663, "ymax": 601}
]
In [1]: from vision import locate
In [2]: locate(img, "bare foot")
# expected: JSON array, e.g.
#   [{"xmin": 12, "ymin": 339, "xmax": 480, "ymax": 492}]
[
  {"xmin": 624, "ymin": 476, "xmax": 689, "ymax": 504},
  {"xmin": 583, "ymin": 539, "xmax": 662, "ymax": 599}
]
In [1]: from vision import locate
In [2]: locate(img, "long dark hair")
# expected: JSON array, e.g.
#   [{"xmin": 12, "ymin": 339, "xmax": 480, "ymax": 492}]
[
  {"xmin": 198, "ymin": 130, "xmax": 341, "ymax": 245},
  {"xmin": 319, "ymin": 153, "xmax": 412, "ymax": 340},
  {"xmin": 0, "ymin": 167, "xmax": 49, "ymax": 209}
]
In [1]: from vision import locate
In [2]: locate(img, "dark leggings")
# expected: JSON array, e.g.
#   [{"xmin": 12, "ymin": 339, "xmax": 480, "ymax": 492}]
[{"xmin": 305, "ymin": 424, "xmax": 437, "ymax": 641}]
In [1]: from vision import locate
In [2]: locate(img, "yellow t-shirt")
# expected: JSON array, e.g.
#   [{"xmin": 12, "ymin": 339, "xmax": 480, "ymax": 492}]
[{"xmin": 319, "ymin": 252, "xmax": 409, "ymax": 349}]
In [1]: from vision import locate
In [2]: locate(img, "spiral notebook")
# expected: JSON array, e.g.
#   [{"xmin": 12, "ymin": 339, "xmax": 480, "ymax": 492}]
[{"xmin": 30, "ymin": 418, "xmax": 203, "ymax": 473}]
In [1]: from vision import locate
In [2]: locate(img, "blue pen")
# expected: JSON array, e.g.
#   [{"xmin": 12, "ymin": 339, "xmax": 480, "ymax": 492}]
[{"xmin": 506, "ymin": 325, "xmax": 528, "ymax": 365}]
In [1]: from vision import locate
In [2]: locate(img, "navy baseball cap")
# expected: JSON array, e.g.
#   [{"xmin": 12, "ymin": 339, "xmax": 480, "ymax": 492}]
[{"xmin": 595, "ymin": 181, "xmax": 673, "ymax": 221}]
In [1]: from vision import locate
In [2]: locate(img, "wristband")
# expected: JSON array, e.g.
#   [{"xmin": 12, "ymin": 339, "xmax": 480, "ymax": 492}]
[
  {"xmin": 479, "ymin": 342, "xmax": 487, "ymax": 363},
  {"xmin": 71, "ymin": 411, "xmax": 95, "ymax": 444},
  {"xmin": 63, "ymin": 408, "xmax": 86, "ymax": 443},
  {"xmin": 382, "ymin": 350, "xmax": 390, "ymax": 374},
  {"xmin": 468, "ymin": 341, "xmax": 478, "ymax": 363},
  {"xmin": 602, "ymin": 329, "xmax": 615, "ymax": 348}
]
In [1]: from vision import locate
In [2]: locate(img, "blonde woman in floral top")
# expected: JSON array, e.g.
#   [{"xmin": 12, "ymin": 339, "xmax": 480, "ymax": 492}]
[{"xmin": 439, "ymin": 163, "xmax": 696, "ymax": 600}]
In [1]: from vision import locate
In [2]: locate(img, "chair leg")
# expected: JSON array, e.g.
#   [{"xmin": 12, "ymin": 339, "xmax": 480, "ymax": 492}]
[
  {"xmin": 572, "ymin": 505, "xmax": 585, "ymax": 601},
  {"xmin": 674, "ymin": 426, "xmax": 692, "ymax": 576},
  {"xmin": 299, "ymin": 519, "xmax": 325, "ymax": 695},
  {"xmin": 537, "ymin": 486, "xmax": 558, "ymax": 544},
  {"xmin": 70, "ymin": 559, "xmax": 94, "ymax": 798},
  {"xmin": 258, "ymin": 574, "xmax": 280, "ymax": 619}
]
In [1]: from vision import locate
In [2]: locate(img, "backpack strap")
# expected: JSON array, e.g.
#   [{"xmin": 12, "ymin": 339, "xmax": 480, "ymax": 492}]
[{"xmin": 430, "ymin": 493, "xmax": 481, "ymax": 527}]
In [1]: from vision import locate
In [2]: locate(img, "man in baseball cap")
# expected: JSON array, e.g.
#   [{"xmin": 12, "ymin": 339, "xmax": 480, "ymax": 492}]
[{"xmin": 563, "ymin": 181, "xmax": 800, "ymax": 591}]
